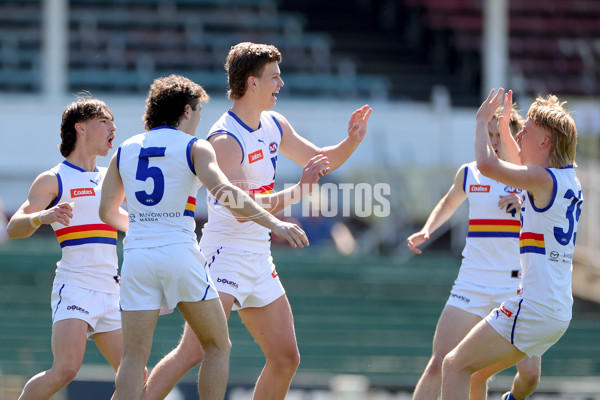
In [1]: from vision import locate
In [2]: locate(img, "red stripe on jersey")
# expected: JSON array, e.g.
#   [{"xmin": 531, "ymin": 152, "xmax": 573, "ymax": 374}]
[
  {"xmin": 519, "ymin": 232, "xmax": 544, "ymax": 241},
  {"xmin": 55, "ymin": 223, "xmax": 117, "ymax": 236},
  {"xmin": 469, "ymin": 219, "xmax": 520, "ymax": 226},
  {"xmin": 249, "ymin": 182, "xmax": 275, "ymax": 195}
]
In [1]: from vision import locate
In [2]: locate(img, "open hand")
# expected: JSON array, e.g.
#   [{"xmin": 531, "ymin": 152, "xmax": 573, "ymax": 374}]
[
  {"xmin": 347, "ymin": 104, "xmax": 373, "ymax": 143},
  {"xmin": 476, "ymin": 88, "xmax": 506, "ymax": 123}
]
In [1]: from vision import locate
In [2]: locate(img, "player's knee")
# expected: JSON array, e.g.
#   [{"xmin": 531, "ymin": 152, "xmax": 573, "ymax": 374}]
[
  {"xmin": 518, "ymin": 365, "xmax": 541, "ymax": 387},
  {"xmin": 54, "ymin": 364, "xmax": 80, "ymax": 385},
  {"xmin": 178, "ymin": 343, "xmax": 206, "ymax": 367},
  {"xmin": 201, "ymin": 336, "xmax": 231, "ymax": 361},
  {"xmin": 441, "ymin": 351, "xmax": 462, "ymax": 376},
  {"xmin": 425, "ymin": 354, "xmax": 445, "ymax": 376},
  {"xmin": 268, "ymin": 346, "xmax": 300, "ymax": 373}
]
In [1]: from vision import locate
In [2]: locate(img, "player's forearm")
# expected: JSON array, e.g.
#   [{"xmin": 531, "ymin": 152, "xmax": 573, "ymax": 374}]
[
  {"xmin": 499, "ymin": 128, "xmax": 521, "ymax": 165},
  {"xmin": 254, "ymin": 182, "xmax": 311, "ymax": 215},
  {"xmin": 320, "ymin": 137, "xmax": 359, "ymax": 171},
  {"xmin": 475, "ymin": 119, "xmax": 500, "ymax": 175},
  {"xmin": 6, "ymin": 212, "xmax": 40, "ymax": 239},
  {"xmin": 423, "ymin": 198, "xmax": 457, "ymax": 235}
]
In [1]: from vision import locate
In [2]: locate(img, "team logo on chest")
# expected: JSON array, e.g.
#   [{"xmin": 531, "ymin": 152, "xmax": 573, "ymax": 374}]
[
  {"xmin": 504, "ymin": 186, "xmax": 521, "ymax": 194},
  {"xmin": 269, "ymin": 142, "xmax": 278, "ymax": 154},
  {"xmin": 71, "ymin": 188, "xmax": 95, "ymax": 198},
  {"xmin": 248, "ymin": 150, "xmax": 264, "ymax": 163},
  {"xmin": 469, "ymin": 185, "xmax": 490, "ymax": 193}
]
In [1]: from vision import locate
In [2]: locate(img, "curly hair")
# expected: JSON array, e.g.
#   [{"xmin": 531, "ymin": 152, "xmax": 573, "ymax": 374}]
[
  {"xmin": 59, "ymin": 95, "xmax": 113, "ymax": 157},
  {"xmin": 143, "ymin": 75, "xmax": 210, "ymax": 131},
  {"xmin": 225, "ymin": 42, "xmax": 282, "ymax": 100},
  {"xmin": 527, "ymin": 94, "xmax": 577, "ymax": 168}
]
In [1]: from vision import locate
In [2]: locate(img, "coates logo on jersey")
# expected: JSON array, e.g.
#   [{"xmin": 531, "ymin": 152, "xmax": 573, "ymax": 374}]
[
  {"xmin": 469, "ymin": 185, "xmax": 490, "ymax": 193},
  {"xmin": 504, "ymin": 186, "xmax": 522, "ymax": 194},
  {"xmin": 71, "ymin": 188, "xmax": 95, "ymax": 198},
  {"xmin": 248, "ymin": 150, "xmax": 264, "ymax": 163},
  {"xmin": 269, "ymin": 142, "xmax": 278, "ymax": 154}
]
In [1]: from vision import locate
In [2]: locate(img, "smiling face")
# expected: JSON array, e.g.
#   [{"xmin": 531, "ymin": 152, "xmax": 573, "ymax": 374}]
[{"xmin": 254, "ymin": 61, "xmax": 284, "ymax": 110}]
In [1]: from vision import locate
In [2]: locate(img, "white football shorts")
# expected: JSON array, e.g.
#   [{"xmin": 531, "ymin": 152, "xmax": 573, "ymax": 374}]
[
  {"xmin": 445, "ymin": 278, "xmax": 520, "ymax": 319},
  {"xmin": 51, "ymin": 283, "xmax": 121, "ymax": 339},
  {"xmin": 485, "ymin": 296, "xmax": 570, "ymax": 357},
  {"xmin": 120, "ymin": 242, "xmax": 219, "ymax": 311},
  {"xmin": 202, "ymin": 246, "xmax": 285, "ymax": 310}
]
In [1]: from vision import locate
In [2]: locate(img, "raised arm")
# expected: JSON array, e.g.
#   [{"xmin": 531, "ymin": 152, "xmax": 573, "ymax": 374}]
[
  {"xmin": 6, "ymin": 171, "xmax": 72, "ymax": 239},
  {"xmin": 406, "ymin": 165, "xmax": 468, "ymax": 254},
  {"xmin": 497, "ymin": 90, "xmax": 521, "ymax": 165},
  {"xmin": 99, "ymin": 153, "xmax": 130, "ymax": 232},
  {"xmin": 475, "ymin": 88, "xmax": 553, "ymax": 206},
  {"xmin": 277, "ymin": 105, "xmax": 372, "ymax": 170},
  {"xmin": 192, "ymin": 139, "xmax": 309, "ymax": 248}
]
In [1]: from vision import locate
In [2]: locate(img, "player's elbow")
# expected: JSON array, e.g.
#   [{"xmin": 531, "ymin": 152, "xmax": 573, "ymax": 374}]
[
  {"xmin": 98, "ymin": 204, "xmax": 111, "ymax": 226},
  {"xmin": 476, "ymin": 157, "xmax": 497, "ymax": 177},
  {"xmin": 6, "ymin": 223, "xmax": 20, "ymax": 239}
]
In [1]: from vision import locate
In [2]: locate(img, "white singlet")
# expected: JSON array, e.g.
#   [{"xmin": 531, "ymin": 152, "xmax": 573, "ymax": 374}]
[
  {"xmin": 49, "ymin": 161, "xmax": 119, "ymax": 294},
  {"xmin": 518, "ymin": 166, "xmax": 582, "ymax": 321},
  {"xmin": 458, "ymin": 161, "xmax": 522, "ymax": 287},
  {"xmin": 117, "ymin": 126, "xmax": 200, "ymax": 249},
  {"xmin": 200, "ymin": 110, "xmax": 283, "ymax": 253}
]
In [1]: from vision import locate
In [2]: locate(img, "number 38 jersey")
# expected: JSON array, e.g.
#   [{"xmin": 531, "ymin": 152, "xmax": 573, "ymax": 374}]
[
  {"xmin": 519, "ymin": 165, "xmax": 582, "ymax": 321},
  {"xmin": 200, "ymin": 110, "xmax": 282, "ymax": 253},
  {"xmin": 117, "ymin": 126, "xmax": 200, "ymax": 250}
]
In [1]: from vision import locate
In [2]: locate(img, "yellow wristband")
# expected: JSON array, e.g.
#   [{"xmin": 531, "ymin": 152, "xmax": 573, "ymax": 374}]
[{"xmin": 29, "ymin": 214, "xmax": 42, "ymax": 228}]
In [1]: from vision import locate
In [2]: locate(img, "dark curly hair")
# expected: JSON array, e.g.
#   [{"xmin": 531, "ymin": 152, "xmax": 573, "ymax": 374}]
[
  {"xmin": 143, "ymin": 74, "xmax": 210, "ymax": 131},
  {"xmin": 225, "ymin": 42, "xmax": 282, "ymax": 100},
  {"xmin": 59, "ymin": 95, "xmax": 113, "ymax": 157}
]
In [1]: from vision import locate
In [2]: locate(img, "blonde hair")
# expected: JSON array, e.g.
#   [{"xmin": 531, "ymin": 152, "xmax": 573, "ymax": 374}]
[
  {"xmin": 527, "ymin": 94, "xmax": 577, "ymax": 168},
  {"xmin": 494, "ymin": 103, "xmax": 523, "ymax": 136}
]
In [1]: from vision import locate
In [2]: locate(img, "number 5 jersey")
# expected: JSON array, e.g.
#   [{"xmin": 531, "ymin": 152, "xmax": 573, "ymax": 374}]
[{"xmin": 117, "ymin": 126, "xmax": 200, "ymax": 250}]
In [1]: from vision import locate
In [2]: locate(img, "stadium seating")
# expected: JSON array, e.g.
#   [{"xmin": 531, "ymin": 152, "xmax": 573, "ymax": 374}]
[
  {"xmin": 404, "ymin": 0, "xmax": 600, "ymax": 97},
  {"xmin": 0, "ymin": 0, "xmax": 390, "ymax": 99}
]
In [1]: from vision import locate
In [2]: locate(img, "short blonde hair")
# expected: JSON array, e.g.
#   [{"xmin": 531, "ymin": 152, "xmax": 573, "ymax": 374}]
[{"xmin": 527, "ymin": 94, "xmax": 577, "ymax": 168}]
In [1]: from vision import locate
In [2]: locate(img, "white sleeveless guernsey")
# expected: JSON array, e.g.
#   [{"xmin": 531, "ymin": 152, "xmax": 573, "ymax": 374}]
[
  {"xmin": 117, "ymin": 126, "xmax": 200, "ymax": 249},
  {"xmin": 200, "ymin": 110, "xmax": 282, "ymax": 253},
  {"xmin": 519, "ymin": 166, "xmax": 582, "ymax": 321},
  {"xmin": 458, "ymin": 161, "xmax": 522, "ymax": 287},
  {"xmin": 49, "ymin": 161, "xmax": 119, "ymax": 294}
]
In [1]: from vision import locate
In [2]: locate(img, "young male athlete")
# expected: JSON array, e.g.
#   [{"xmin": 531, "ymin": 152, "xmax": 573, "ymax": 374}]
[
  {"xmin": 7, "ymin": 97, "xmax": 126, "ymax": 399},
  {"xmin": 99, "ymin": 74, "xmax": 310, "ymax": 400},
  {"xmin": 407, "ymin": 106, "xmax": 541, "ymax": 400},
  {"xmin": 441, "ymin": 89, "xmax": 582, "ymax": 400},
  {"xmin": 141, "ymin": 42, "xmax": 372, "ymax": 400}
]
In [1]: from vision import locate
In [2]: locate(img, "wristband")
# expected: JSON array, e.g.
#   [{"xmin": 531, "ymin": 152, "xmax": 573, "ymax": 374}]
[{"xmin": 29, "ymin": 214, "xmax": 42, "ymax": 228}]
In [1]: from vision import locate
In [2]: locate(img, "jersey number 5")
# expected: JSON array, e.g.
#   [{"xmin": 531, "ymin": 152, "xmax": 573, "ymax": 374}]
[{"xmin": 135, "ymin": 147, "xmax": 166, "ymax": 206}]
